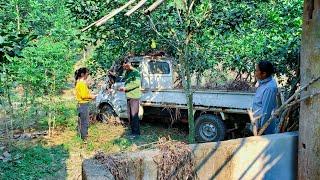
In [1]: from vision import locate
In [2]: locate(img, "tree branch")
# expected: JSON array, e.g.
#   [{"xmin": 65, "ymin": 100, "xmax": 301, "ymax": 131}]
[
  {"xmin": 287, "ymin": 91, "xmax": 320, "ymax": 108},
  {"xmin": 275, "ymin": 108, "xmax": 289, "ymax": 133},
  {"xmin": 176, "ymin": 5, "xmax": 183, "ymax": 24},
  {"xmin": 97, "ymin": 0, "xmax": 136, "ymax": 26},
  {"xmin": 147, "ymin": 15, "xmax": 179, "ymax": 50}
]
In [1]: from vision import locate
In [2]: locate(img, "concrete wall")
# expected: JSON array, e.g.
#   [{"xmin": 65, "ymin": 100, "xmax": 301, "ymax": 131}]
[
  {"xmin": 83, "ymin": 132, "xmax": 298, "ymax": 180},
  {"xmin": 192, "ymin": 132, "xmax": 298, "ymax": 180}
]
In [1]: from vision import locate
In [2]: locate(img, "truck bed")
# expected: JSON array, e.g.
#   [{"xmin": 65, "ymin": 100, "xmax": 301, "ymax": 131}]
[
  {"xmin": 98, "ymin": 86, "xmax": 255, "ymax": 117},
  {"xmin": 140, "ymin": 89, "xmax": 255, "ymax": 113}
]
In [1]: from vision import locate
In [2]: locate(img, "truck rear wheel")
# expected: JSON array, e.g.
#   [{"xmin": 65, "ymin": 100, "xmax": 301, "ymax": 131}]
[
  {"xmin": 195, "ymin": 114, "xmax": 225, "ymax": 142},
  {"xmin": 97, "ymin": 104, "xmax": 118, "ymax": 123}
]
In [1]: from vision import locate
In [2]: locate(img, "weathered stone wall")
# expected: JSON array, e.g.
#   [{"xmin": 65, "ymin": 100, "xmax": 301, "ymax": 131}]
[{"xmin": 83, "ymin": 132, "xmax": 298, "ymax": 180}]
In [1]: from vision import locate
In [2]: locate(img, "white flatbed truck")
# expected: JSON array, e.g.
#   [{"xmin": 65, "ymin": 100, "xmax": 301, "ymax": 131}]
[{"xmin": 96, "ymin": 55, "xmax": 255, "ymax": 142}]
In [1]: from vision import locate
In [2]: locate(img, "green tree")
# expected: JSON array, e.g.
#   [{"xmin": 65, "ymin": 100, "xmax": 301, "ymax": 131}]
[
  {"xmin": 68, "ymin": 0, "xmax": 303, "ymax": 142},
  {"xmin": 1, "ymin": 0, "xmax": 80, "ymax": 135}
]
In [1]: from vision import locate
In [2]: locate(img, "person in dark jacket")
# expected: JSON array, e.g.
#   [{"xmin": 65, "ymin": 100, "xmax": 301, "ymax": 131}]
[{"xmin": 118, "ymin": 59, "xmax": 142, "ymax": 137}]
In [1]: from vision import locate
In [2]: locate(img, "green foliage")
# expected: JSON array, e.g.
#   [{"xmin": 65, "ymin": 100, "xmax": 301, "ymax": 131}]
[
  {"xmin": 0, "ymin": 0, "xmax": 304, "ymax": 139},
  {"xmin": 1, "ymin": 0, "xmax": 79, "ymax": 96},
  {"xmin": 37, "ymin": 99, "xmax": 78, "ymax": 130},
  {"xmin": 0, "ymin": 144, "xmax": 68, "ymax": 179},
  {"xmin": 69, "ymin": 0, "xmax": 302, "ymax": 84},
  {"xmin": 206, "ymin": 0, "xmax": 302, "ymax": 83},
  {"xmin": 52, "ymin": 101, "xmax": 77, "ymax": 127},
  {"xmin": 67, "ymin": 0, "xmax": 171, "ymax": 73},
  {"xmin": 1, "ymin": 0, "xmax": 79, "ymax": 60},
  {"xmin": 0, "ymin": 1, "xmax": 33, "ymax": 65},
  {"xmin": 8, "ymin": 37, "xmax": 74, "ymax": 95},
  {"xmin": 0, "ymin": 0, "xmax": 80, "ymax": 133},
  {"xmin": 0, "ymin": 0, "xmax": 79, "ymax": 64}
]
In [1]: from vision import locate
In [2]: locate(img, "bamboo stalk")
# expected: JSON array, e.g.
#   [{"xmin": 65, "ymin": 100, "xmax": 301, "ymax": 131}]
[
  {"xmin": 81, "ymin": 21, "xmax": 98, "ymax": 32},
  {"xmin": 144, "ymin": 0, "xmax": 165, "ymax": 14},
  {"xmin": 16, "ymin": 3, "xmax": 20, "ymax": 33},
  {"xmin": 81, "ymin": 0, "xmax": 136, "ymax": 31},
  {"xmin": 125, "ymin": 0, "xmax": 147, "ymax": 16},
  {"xmin": 97, "ymin": 0, "xmax": 136, "ymax": 26},
  {"xmin": 280, "ymin": 106, "xmax": 292, "ymax": 132},
  {"xmin": 247, "ymin": 109, "xmax": 260, "ymax": 136},
  {"xmin": 275, "ymin": 108, "xmax": 289, "ymax": 133},
  {"xmin": 287, "ymin": 91, "xmax": 320, "ymax": 108},
  {"xmin": 188, "ymin": 0, "xmax": 195, "ymax": 15}
]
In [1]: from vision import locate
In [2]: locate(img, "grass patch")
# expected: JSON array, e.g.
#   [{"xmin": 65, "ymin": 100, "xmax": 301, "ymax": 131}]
[
  {"xmin": 0, "ymin": 144, "xmax": 68, "ymax": 180},
  {"xmin": 0, "ymin": 121, "xmax": 188, "ymax": 179}
]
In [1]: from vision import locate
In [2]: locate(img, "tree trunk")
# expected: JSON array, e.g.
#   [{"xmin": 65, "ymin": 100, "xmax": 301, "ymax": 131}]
[
  {"xmin": 299, "ymin": 1, "xmax": 320, "ymax": 179},
  {"xmin": 196, "ymin": 72, "xmax": 201, "ymax": 89},
  {"xmin": 179, "ymin": 44, "xmax": 195, "ymax": 143},
  {"xmin": 184, "ymin": 32, "xmax": 195, "ymax": 144},
  {"xmin": 186, "ymin": 63, "xmax": 195, "ymax": 144}
]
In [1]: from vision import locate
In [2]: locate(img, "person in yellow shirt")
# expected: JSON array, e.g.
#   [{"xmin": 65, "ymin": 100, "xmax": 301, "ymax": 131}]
[{"xmin": 74, "ymin": 67, "xmax": 96, "ymax": 141}]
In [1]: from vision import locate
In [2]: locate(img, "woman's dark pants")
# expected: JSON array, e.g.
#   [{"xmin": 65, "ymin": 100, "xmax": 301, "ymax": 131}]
[{"xmin": 77, "ymin": 103, "xmax": 89, "ymax": 140}]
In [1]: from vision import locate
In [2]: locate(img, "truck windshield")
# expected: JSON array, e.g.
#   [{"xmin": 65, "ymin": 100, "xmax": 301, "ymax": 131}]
[
  {"xmin": 113, "ymin": 61, "xmax": 141, "ymax": 82},
  {"xmin": 131, "ymin": 61, "xmax": 141, "ymax": 70},
  {"xmin": 148, "ymin": 61, "xmax": 170, "ymax": 74}
]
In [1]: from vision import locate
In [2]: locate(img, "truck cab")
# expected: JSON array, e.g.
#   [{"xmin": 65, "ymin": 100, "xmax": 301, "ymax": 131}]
[
  {"xmin": 130, "ymin": 56, "xmax": 174, "ymax": 90},
  {"xmin": 96, "ymin": 55, "xmax": 175, "ymax": 119}
]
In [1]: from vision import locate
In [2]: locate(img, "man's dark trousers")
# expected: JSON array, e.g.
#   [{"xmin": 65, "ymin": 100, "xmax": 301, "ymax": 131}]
[{"xmin": 127, "ymin": 99, "xmax": 140, "ymax": 135}]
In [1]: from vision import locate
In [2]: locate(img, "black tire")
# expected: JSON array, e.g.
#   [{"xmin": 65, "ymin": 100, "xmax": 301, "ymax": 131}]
[
  {"xmin": 97, "ymin": 104, "xmax": 117, "ymax": 123},
  {"xmin": 195, "ymin": 114, "xmax": 225, "ymax": 142}
]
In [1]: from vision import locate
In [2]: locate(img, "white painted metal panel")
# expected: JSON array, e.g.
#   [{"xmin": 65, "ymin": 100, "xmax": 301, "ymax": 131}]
[
  {"xmin": 98, "ymin": 87, "xmax": 254, "ymax": 118},
  {"xmin": 141, "ymin": 89, "xmax": 254, "ymax": 110}
]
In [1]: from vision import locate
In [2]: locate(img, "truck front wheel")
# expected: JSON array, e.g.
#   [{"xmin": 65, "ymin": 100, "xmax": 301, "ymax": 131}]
[
  {"xmin": 195, "ymin": 114, "xmax": 225, "ymax": 142},
  {"xmin": 97, "ymin": 104, "xmax": 118, "ymax": 123}
]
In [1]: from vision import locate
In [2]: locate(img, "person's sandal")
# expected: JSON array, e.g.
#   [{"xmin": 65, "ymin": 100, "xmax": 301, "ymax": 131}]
[{"xmin": 82, "ymin": 137, "xmax": 88, "ymax": 144}]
